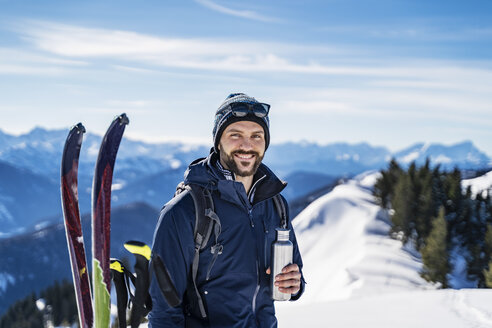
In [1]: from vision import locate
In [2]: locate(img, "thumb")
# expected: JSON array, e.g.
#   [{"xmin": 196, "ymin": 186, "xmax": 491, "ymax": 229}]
[{"xmin": 266, "ymin": 267, "xmax": 271, "ymax": 275}]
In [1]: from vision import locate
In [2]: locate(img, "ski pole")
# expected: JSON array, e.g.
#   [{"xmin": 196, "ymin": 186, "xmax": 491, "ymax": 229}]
[
  {"xmin": 110, "ymin": 259, "xmax": 130, "ymax": 328},
  {"xmin": 124, "ymin": 241, "xmax": 152, "ymax": 328}
]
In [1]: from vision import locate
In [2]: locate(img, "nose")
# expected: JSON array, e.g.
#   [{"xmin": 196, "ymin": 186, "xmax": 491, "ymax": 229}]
[{"xmin": 239, "ymin": 136, "xmax": 253, "ymax": 151}]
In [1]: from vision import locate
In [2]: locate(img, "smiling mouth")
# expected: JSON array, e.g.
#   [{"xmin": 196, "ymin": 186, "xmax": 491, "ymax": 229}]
[{"xmin": 234, "ymin": 152, "xmax": 256, "ymax": 162}]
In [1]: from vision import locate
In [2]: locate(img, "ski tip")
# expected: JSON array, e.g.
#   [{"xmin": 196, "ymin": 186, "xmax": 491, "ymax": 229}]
[
  {"xmin": 72, "ymin": 122, "xmax": 86, "ymax": 134},
  {"xmin": 117, "ymin": 113, "xmax": 130, "ymax": 126}
]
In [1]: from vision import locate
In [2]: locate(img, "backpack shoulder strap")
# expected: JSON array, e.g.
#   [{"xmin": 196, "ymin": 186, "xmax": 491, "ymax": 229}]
[
  {"xmin": 185, "ymin": 184, "xmax": 222, "ymax": 319},
  {"xmin": 272, "ymin": 194, "xmax": 288, "ymax": 229},
  {"xmin": 186, "ymin": 184, "xmax": 216, "ymax": 249}
]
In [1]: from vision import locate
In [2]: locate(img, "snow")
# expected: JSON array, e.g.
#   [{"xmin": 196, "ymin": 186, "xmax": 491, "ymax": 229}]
[
  {"xmin": 291, "ymin": 173, "xmax": 432, "ymax": 304},
  {"xmin": 0, "ymin": 273, "xmax": 16, "ymax": 294},
  {"xmin": 36, "ymin": 298, "xmax": 46, "ymax": 311},
  {"xmin": 170, "ymin": 158, "xmax": 181, "ymax": 169},
  {"xmin": 0, "ymin": 203, "xmax": 14, "ymax": 223},
  {"xmin": 434, "ymin": 154, "xmax": 452, "ymax": 164},
  {"xmin": 467, "ymin": 152, "xmax": 482, "ymax": 164},
  {"xmin": 111, "ymin": 183, "xmax": 125, "ymax": 191},
  {"xmin": 462, "ymin": 171, "xmax": 492, "ymax": 198},
  {"xmin": 34, "ymin": 220, "xmax": 51, "ymax": 231},
  {"xmin": 401, "ymin": 151, "xmax": 420, "ymax": 163},
  {"xmin": 448, "ymin": 247, "xmax": 477, "ymax": 288},
  {"xmin": 276, "ymin": 289, "xmax": 492, "ymax": 328},
  {"xmin": 274, "ymin": 172, "xmax": 492, "ymax": 328}
]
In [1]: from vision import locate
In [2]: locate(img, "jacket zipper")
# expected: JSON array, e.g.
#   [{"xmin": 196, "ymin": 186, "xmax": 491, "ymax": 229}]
[
  {"xmin": 249, "ymin": 208, "xmax": 261, "ymax": 316},
  {"xmin": 252, "ymin": 260, "xmax": 260, "ymax": 316}
]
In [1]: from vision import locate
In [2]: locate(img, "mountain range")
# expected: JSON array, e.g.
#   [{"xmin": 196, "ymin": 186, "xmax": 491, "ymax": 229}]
[{"xmin": 0, "ymin": 127, "xmax": 490, "ymax": 237}]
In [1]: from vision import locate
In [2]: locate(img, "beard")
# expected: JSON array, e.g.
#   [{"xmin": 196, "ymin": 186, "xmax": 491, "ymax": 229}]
[{"xmin": 220, "ymin": 149, "xmax": 264, "ymax": 177}]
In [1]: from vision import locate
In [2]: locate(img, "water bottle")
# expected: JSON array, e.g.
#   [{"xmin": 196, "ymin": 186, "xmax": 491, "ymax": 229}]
[{"xmin": 271, "ymin": 228, "xmax": 293, "ymax": 301}]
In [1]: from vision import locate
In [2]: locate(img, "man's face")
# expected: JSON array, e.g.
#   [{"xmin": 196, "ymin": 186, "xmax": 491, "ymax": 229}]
[{"xmin": 218, "ymin": 120, "xmax": 266, "ymax": 177}]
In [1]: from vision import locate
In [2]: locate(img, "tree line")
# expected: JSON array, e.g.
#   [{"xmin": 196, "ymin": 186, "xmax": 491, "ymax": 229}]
[
  {"xmin": 0, "ymin": 279, "xmax": 78, "ymax": 328},
  {"xmin": 374, "ymin": 159, "xmax": 492, "ymax": 288}
]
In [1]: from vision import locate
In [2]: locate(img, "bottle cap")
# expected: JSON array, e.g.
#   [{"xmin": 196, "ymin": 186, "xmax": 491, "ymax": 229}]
[{"xmin": 276, "ymin": 228, "xmax": 290, "ymax": 241}]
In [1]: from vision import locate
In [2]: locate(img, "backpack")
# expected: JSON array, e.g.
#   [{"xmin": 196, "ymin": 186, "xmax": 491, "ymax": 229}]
[{"xmin": 172, "ymin": 181, "xmax": 288, "ymax": 319}]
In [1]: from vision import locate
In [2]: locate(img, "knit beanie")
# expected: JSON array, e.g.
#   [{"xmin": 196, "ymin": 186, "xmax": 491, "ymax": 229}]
[{"xmin": 212, "ymin": 93, "xmax": 270, "ymax": 153}]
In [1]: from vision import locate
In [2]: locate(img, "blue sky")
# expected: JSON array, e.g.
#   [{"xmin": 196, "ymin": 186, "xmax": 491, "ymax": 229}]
[{"xmin": 1, "ymin": 0, "xmax": 492, "ymax": 156}]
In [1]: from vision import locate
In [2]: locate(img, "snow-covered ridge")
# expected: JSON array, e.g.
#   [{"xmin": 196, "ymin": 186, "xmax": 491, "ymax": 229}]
[
  {"xmin": 462, "ymin": 171, "xmax": 492, "ymax": 198},
  {"xmin": 291, "ymin": 172, "xmax": 433, "ymax": 305},
  {"xmin": 394, "ymin": 141, "xmax": 490, "ymax": 168}
]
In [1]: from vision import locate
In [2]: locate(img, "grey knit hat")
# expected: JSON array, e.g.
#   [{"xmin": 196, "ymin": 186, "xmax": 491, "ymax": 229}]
[{"xmin": 212, "ymin": 93, "xmax": 270, "ymax": 153}]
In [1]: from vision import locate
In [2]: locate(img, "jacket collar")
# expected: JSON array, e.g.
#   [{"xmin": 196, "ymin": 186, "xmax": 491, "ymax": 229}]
[{"xmin": 183, "ymin": 149, "xmax": 286, "ymax": 205}]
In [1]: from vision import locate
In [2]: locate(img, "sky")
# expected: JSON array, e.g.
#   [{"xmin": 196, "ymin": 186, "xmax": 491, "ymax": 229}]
[{"xmin": 0, "ymin": 0, "xmax": 492, "ymax": 156}]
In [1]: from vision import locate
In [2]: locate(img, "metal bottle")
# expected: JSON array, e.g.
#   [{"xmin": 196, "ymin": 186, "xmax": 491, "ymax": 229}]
[{"xmin": 271, "ymin": 228, "xmax": 293, "ymax": 301}]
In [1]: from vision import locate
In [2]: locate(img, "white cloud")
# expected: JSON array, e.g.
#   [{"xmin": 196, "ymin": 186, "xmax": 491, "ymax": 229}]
[
  {"xmin": 6, "ymin": 20, "xmax": 492, "ymax": 142},
  {"xmin": 194, "ymin": 0, "xmax": 280, "ymax": 23},
  {"xmin": 15, "ymin": 21, "xmax": 492, "ymax": 89},
  {"xmin": 276, "ymin": 86, "xmax": 492, "ymax": 126},
  {"xmin": 0, "ymin": 47, "xmax": 88, "ymax": 76},
  {"xmin": 15, "ymin": 21, "xmax": 351, "ymax": 74},
  {"xmin": 0, "ymin": 64, "xmax": 68, "ymax": 75}
]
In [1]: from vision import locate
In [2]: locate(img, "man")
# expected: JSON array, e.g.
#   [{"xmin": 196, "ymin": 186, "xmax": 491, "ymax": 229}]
[{"xmin": 149, "ymin": 93, "xmax": 305, "ymax": 327}]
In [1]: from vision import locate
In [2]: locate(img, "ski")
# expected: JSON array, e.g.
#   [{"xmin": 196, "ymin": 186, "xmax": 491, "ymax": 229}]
[
  {"xmin": 92, "ymin": 113, "xmax": 129, "ymax": 328},
  {"xmin": 61, "ymin": 123, "xmax": 93, "ymax": 328}
]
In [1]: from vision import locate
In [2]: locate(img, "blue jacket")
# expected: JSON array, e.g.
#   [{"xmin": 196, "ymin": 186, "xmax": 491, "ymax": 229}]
[{"xmin": 149, "ymin": 152, "xmax": 305, "ymax": 328}]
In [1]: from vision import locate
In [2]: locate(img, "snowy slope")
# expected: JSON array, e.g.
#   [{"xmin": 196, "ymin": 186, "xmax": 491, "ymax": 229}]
[
  {"xmin": 277, "ymin": 289, "xmax": 492, "ymax": 328},
  {"xmin": 462, "ymin": 170, "xmax": 492, "ymax": 198},
  {"xmin": 290, "ymin": 172, "xmax": 433, "ymax": 305},
  {"xmin": 275, "ymin": 172, "xmax": 492, "ymax": 327}
]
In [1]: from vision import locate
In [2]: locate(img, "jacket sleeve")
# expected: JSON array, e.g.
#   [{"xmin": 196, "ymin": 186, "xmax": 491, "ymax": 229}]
[
  {"xmin": 283, "ymin": 195, "xmax": 306, "ymax": 301},
  {"xmin": 148, "ymin": 195, "xmax": 196, "ymax": 328}
]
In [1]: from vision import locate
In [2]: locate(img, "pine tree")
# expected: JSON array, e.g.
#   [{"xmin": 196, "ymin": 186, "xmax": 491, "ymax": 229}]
[
  {"xmin": 421, "ymin": 207, "xmax": 449, "ymax": 287},
  {"xmin": 443, "ymin": 168, "xmax": 463, "ymax": 237},
  {"xmin": 464, "ymin": 195, "xmax": 490, "ymax": 286},
  {"xmin": 484, "ymin": 259, "xmax": 492, "ymax": 288},
  {"xmin": 0, "ymin": 293, "xmax": 43, "ymax": 328},
  {"xmin": 482, "ymin": 225, "xmax": 492, "ymax": 288},
  {"xmin": 40, "ymin": 279, "xmax": 77, "ymax": 327},
  {"xmin": 390, "ymin": 172, "xmax": 415, "ymax": 242},
  {"xmin": 374, "ymin": 158, "xmax": 402, "ymax": 209},
  {"xmin": 414, "ymin": 159, "xmax": 436, "ymax": 249}
]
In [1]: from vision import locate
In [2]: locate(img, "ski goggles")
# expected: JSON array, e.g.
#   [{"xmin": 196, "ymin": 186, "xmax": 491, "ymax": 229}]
[{"xmin": 222, "ymin": 102, "xmax": 270, "ymax": 118}]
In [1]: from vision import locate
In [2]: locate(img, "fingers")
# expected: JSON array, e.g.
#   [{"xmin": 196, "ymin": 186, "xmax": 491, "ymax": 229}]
[
  {"xmin": 275, "ymin": 275, "xmax": 301, "ymax": 294},
  {"xmin": 278, "ymin": 285, "xmax": 300, "ymax": 294},
  {"xmin": 267, "ymin": 263, "xmax": 302, "ymax": 294},
  {"xmin": 274, "ymin": 264, "xmax": 301, "ymax": 294},
  {"xmin": 281, "ymin": 263, "xmax": 299, "ymax": 274},
  {"xmin": 275, "ymin": 271, "xmax": 301, "ymax": 282},
  {"xmin": 275, "ymin": 277, "xmax": 300, "ymax": 287}
]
